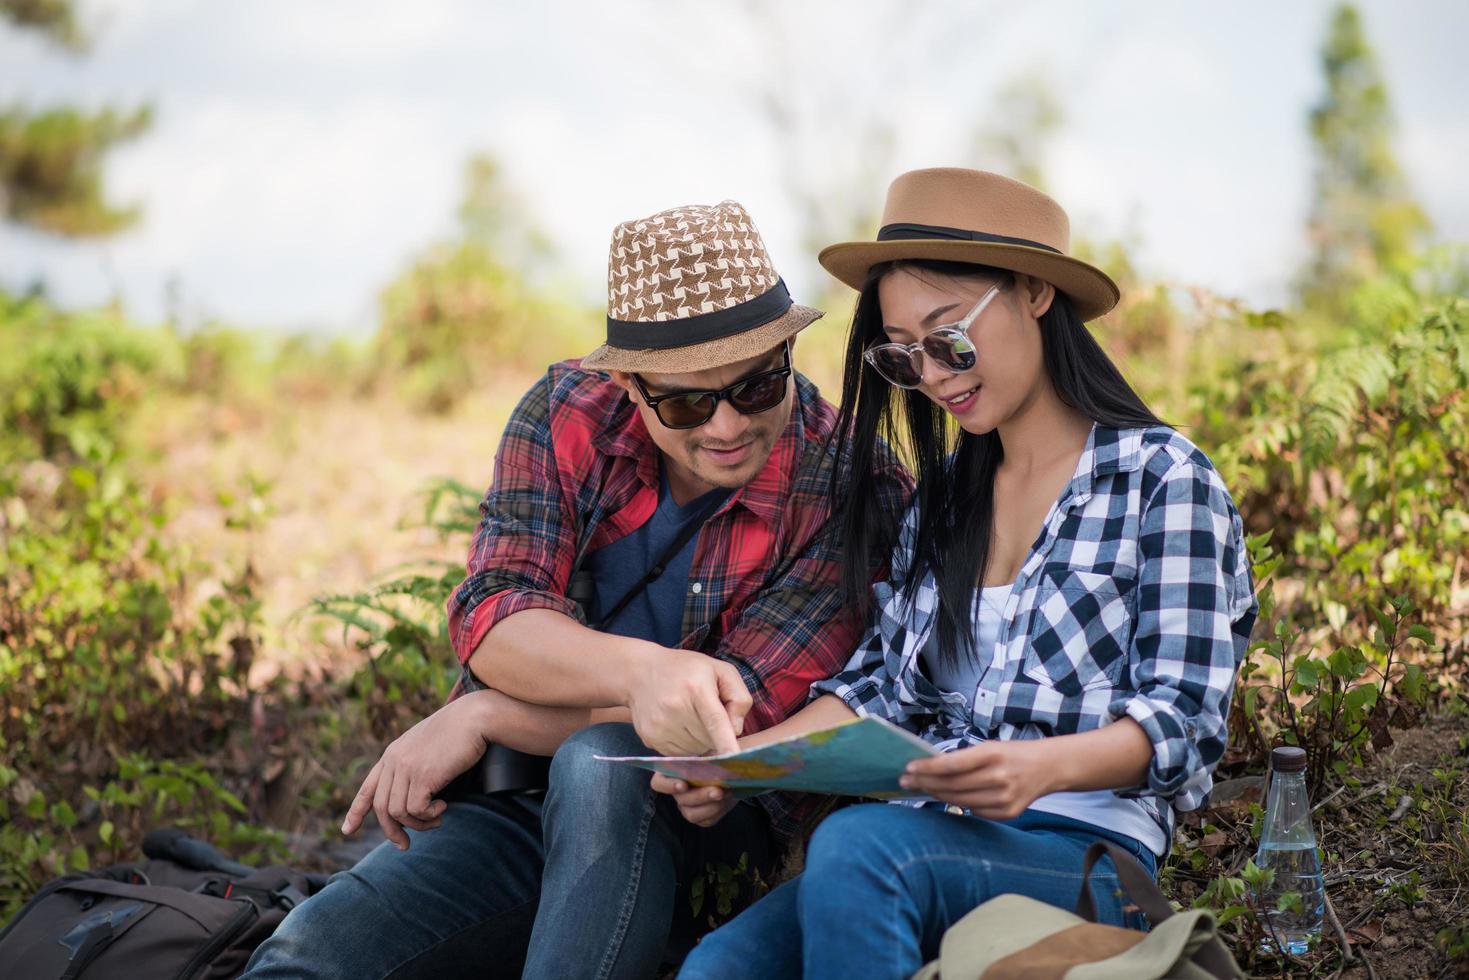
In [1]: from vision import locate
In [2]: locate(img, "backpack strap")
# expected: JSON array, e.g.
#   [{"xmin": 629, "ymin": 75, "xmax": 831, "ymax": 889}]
[{"xmin": 1075, "ymin": 841, "xmax": 1240, "ymax": 980}]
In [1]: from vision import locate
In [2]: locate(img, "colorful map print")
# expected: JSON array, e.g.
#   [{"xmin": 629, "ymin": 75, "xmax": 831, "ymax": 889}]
[{"xmin": 596, "ymin": 715, "xmax": 939, "ymax": 798}]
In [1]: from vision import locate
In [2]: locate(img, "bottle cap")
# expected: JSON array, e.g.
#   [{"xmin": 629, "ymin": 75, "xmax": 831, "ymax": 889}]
[{"xmin": 1270, "ymin": 746, "xmax": 1307, "ymax": 773}]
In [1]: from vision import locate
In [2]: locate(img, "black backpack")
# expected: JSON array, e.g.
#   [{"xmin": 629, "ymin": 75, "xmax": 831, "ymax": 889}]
[{"xmin": 0, "ymin": 830, "xmax": 327, "ymax": 979}]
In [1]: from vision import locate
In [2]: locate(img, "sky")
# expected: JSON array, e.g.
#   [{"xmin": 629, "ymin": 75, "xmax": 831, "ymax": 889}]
[{"xmin": 2, "ymin": 0, "xmax": 1466, "ymax": 335}]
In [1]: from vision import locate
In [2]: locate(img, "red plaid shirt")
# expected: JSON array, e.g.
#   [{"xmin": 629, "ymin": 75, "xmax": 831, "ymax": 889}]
[{"xmin": 446, "ymin": 359, "xmax": 912, "ymax": 842}]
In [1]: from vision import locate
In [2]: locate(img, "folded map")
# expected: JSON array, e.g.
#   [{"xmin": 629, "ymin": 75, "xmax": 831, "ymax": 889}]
[{"xmin": 595, "ymin": 715, "xmax": 939, "ymax": 798}]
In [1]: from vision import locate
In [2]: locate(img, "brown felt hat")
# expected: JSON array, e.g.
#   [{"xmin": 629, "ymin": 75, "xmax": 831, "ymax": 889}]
[
  {"xmin": 581, "ymin": 200, "xmax": 823, "ymax": 373},
  {"xmin": 818, "ymin": 168, "xmax": 1120, "ymax": 321}
]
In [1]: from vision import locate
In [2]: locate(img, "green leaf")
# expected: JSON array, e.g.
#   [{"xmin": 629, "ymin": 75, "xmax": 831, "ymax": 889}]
[
  {"xmin": 99, "ymin": 820, "xmax": 114, "ymax": 845},
  {"xmin": 70, "ymin": 846, "xmax": 90, "ymax": 871},
  {"xmin": 1374, "ymin": 609, "xmax": 1396, "ymax": 641},
  {"xmin": 1344, "ymin": 684, "xmax": 1379, "ymax": 717},
  {"xmin": 689, "ymin": 876, "xmax": 705, "ymax": 917},
  {"xmin": 1240, "ymin": 860, "xmax": 1274, "ymax": 890},
  {"xmin": 25, "ymin": 791, "xmax": 47, "ymax": 820},
  {"xmin": 51, "ymin": 801, "xmax": 77, "ymax": 829},
  {"xmin": 216, "ymin": 788, "xmax": 247, "ymax": 815},
  {"xmin": 1328, "ymin": 646, "xmax": 1368, "ymax": 681},
  {"xmin": 1397, "ymin": 663, "xmax": 1426, "ymax": 703},
  {"xmin": 1293, "ymin": 656, "xmax": 1322, "ymax": 690}
]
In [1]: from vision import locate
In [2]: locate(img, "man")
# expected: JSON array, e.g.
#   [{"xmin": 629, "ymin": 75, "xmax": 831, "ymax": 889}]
[{"xmin": 244, "ymin": 201, "xmax": 912, "ymax": 979}]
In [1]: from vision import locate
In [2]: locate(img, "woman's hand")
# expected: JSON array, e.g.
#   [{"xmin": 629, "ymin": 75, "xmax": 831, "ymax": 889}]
[
  {"xmin": 899, "ymin": 740, "xmax": 1057, "ymax": 820},
  {"xmin": 341, "ymin": 690, "xmax": 499, "ymax": 850},
  {"xmin": 650, "ymin": 773, "xmax": 739, "ymax": 828}
]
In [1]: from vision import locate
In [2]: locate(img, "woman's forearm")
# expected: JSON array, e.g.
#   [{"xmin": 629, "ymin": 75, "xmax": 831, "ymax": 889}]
[
  {"xmin": 1034, "ymin": 716, "xmax": 1153, "ymax": 795},
  {"xmin": 735, "ymin": 694, "xmax": 857, "ymax": 750}
]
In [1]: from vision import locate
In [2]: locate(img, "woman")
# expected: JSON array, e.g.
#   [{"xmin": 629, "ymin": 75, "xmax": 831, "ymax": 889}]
[{"xmin": 659, "ymin": 169, "xmax": 1258, "ymax": 979}]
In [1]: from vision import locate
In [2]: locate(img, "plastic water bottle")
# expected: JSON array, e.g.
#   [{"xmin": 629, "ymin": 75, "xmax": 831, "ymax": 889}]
[{"xmin": 1253, "ymin": 746, "xmax": 1325, "ymax": 954}]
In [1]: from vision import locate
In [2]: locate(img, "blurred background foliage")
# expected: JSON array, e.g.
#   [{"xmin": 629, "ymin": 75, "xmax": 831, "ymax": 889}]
[{"xmin": 1, "ymin": 1, "xmax": 1466, "ymax": 973}]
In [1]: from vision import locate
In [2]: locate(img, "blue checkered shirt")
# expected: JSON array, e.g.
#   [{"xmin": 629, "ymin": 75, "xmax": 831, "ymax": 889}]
[{"xmin": 811, "ymin": 425, "xmax": 1257, "ymax": 846}]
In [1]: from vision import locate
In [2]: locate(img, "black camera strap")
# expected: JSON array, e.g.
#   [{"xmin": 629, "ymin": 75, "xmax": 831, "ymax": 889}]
[{"xmin": 587, "ymin": 488, "xmax": 731, "ymax": 631}]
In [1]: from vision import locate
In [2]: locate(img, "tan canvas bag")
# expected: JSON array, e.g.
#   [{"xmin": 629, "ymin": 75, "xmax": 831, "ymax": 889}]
[{"xmin": 912, "ymin": 841, "xmax": 1243, "ymax": 980}]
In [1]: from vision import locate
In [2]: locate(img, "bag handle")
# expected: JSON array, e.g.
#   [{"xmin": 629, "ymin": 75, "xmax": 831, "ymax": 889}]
[
  {"xmin": 1075, "ymin": 840, "xmax": 1173, "ymax": 924},
  {"xmin": 1075, "ymin": 841, "xmax": 1240, "ymax": 980}
]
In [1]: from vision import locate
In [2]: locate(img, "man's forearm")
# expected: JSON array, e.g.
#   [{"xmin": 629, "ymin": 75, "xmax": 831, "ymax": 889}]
[
  {"xmin": 469, "ymin": 687, "xmax": 632, "ymax": 756},
  {"xmin": 468, "ymin": 608, "xmax": 657, "ymax": 710}
]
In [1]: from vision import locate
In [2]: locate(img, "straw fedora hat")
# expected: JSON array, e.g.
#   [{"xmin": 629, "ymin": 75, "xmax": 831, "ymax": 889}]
[
  {"xmin": 581, "ymin": 200, "xmax": 823, "ymax": 373},
  {"xmin": 818, "ymin": 168, "xmax": 1120, "ymax": 321}
]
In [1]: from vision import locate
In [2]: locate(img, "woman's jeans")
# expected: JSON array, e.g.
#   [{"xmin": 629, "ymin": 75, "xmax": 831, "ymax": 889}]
[
  {"xmin": 241, "ymin": 723, "xmax": 771, "ymax": 980},
  {"xmin": 679, "ymin": 803, "xmax": 1158, "ymax": 980}
]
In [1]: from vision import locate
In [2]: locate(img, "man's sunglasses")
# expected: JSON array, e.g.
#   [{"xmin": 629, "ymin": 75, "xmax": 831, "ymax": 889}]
[
  {"xmin": 632, "ymin": 343, "xmax": 792, "ymax": 429},
  {"xmin": 863, "ymin": 282, "xmax": 1004, "ymax": 389}
]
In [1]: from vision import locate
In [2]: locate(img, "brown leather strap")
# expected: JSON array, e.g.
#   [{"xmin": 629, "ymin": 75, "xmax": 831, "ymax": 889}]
[
  {"xmin": 1075, "ymin": 841, "xmax": 1173, "ymax": 924},
  {"xmin": 1074, "ymin": 841, "xmax": 1240, "ymax": 979}
]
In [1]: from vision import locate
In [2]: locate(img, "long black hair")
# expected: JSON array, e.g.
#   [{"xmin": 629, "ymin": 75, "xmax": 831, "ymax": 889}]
[{"xmin": 829, "ymin": 259, "xmax": 1165, "ymax": 668}]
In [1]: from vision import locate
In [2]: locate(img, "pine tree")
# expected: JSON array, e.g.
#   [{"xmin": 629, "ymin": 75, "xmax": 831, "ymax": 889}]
[
  {"xmin": 1301, "ymin": 3, "xmax": 1429, "ymax": 310},
  {"xmin": 0, "ymin": 0, "xmax": 151, "ymax": 238},
  {"xmin": 1, "ymin": 0, "xmax": 81, "ymax": 48}
]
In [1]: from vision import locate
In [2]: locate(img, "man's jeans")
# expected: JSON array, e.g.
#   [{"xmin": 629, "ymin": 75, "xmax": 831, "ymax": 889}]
[
  {"xmin": 679, "ymin": 804, "xmax": 1157, "ymax": 980},
  {"xmin": 242, "ymin": 723, "xmax": 772, "ymax": 980}
]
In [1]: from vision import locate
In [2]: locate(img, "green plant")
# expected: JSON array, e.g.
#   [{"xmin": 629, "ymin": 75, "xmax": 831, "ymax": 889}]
[
  {"xmin": 302, "ymin": 478, "xmax": 480, "ymax": 734},
  {"xmin": 0, "ymin": 292, "xmax": 183, "ymax": 460},
  {"xmin": 0, "ymin": 754, "xmax": 286, "ymax": 923},
  {"xmin": 689, "ymin": 852, "xmax": 765, "ymax": 931},
  {"xmin": 1438, "ymin": 920, "xmax": 1469, "ymax": 968}
]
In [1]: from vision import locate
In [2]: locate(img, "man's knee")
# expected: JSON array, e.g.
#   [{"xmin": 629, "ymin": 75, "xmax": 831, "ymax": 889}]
[
  {"xmin": 547, "ymin": 722, "xmax": 648, "ymax": 798},
  {"xmin": 243, "ymin": 869, "xmax": 377, "ymax": 979}
]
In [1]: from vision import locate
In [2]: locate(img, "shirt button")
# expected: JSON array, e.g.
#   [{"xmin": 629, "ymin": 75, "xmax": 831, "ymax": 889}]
[
  {"xmin": 944, "ymin": 804, "xmax": 965, "ymax": 816},
  {"xmin": 690, "ymin": 582, "xmax": 703, "ymax": 594}
]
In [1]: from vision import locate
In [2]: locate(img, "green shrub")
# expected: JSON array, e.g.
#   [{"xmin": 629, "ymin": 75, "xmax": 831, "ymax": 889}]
[
  {"xmin": 0, "ymin": 292, "xmax": 183, "ymax": 460},
  {"xmin": 373, "ymin": 241, "xmax": 597, "ymax": 413},
  {"xmin": 301, "ymin": 477, "xmax": 478, "ymax": 735}
]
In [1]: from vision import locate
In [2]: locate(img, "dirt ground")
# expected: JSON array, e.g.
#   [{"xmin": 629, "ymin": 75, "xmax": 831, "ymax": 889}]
[{"xmin": 1322, "ymin": 707, "xmax": 1469, "ymax": 979}]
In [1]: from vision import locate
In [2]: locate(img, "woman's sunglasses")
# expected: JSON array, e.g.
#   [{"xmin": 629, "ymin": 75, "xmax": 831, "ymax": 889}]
[
  {"xmin": 863, "ymin": 282, "xmax": 1004, "ymax": 389},
  {"xmin": 632, "ymin": 342, "xmax": 792, "ymax": 429}
]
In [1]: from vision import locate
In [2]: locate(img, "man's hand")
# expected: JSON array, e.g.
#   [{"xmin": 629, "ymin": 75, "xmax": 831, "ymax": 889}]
[
  {"xmin": 341, "ymin": 690, "xmax": 499, "ymax": 850},
  {"xmin": 898, "ymin": 740, "xmax": 1056, "ymax": 820},
  {"xmin": 650, "ymin": 773, "xmax": 740, "ymax": 828},
  {"xmin": 623, "ymin": 647, "xmax": 751, "ymax": 757}
]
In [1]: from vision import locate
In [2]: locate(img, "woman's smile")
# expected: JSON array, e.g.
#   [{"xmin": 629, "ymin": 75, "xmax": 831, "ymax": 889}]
[{"xmin": 937, "ymin": 383, "xmax": 981, "ymax": 414}]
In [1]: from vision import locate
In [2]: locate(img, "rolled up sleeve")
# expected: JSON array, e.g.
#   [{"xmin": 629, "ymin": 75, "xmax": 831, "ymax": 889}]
[
  {"xmin": 447, "ymin": 374, "xmax": 581, "ymax": 664},
  {"xmin": 1109, "ymin": 456, "xmax": 1256, "ymax": 802}
]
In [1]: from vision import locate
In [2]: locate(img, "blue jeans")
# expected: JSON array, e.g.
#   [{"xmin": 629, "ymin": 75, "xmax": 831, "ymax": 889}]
[
  {"xmin": 243, "ymin": 723, "xmax": 772, "ymax": 980},
  {"xmin": 679, "ymin": 804, "xmax": 1158, "ymax": 980}
]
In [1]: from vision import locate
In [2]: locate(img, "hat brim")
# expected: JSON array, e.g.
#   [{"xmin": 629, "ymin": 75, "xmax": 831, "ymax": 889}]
[
  {"xmin": 580, "ymin": 304, "xmax": 824, "ymax": 374},
  {"xmin": 818, "ymin": 240, "xmax": 1120, "ymax": 322}
]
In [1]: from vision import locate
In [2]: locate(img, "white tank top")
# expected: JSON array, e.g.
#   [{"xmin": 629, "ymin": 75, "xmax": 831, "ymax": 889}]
[{"xmin": 920, "ymin": 585, "xmax": 1167, "ymax": 856}]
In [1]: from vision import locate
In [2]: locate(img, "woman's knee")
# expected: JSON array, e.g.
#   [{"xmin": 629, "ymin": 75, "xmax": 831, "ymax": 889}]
[
  {"xmin": 677, "ymin": 879, "xmax": 801, "ymax": 980},
  {"xmin": 678, "ymin": 933, "xmax": 737, "ymax": 980},
  {"xmin": 804, "ymin": 803, "xmax": 910, "ymax": 878}
]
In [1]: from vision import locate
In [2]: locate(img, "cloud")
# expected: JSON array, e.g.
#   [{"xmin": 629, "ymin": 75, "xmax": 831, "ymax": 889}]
[{"xmin": 6, "ymin": 0, "xmax": 1466, "ymax": 328}]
